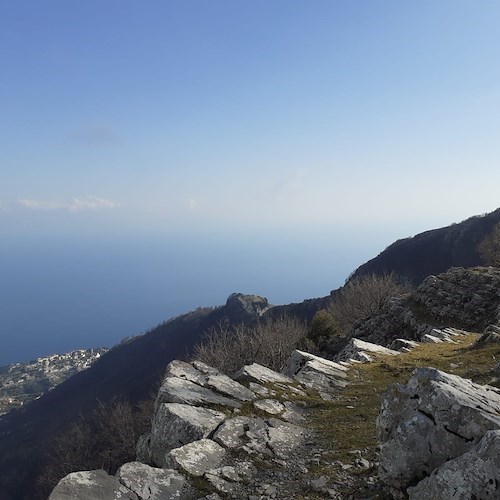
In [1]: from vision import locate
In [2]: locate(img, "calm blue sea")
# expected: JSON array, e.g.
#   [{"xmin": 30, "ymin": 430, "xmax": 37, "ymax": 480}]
[{"xmin": 0, "ymin": 228, "xmax": 380, "ymax": 366}]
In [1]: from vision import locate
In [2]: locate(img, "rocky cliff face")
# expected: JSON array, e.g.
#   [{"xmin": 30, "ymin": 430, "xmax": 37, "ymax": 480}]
[
  {"xmin": 352, "ymin": 266, "xmax": 500, "ymax": 346},
  {"xmin": 49, "ymin": 325, "xmax": 500, "ymax": 499}
]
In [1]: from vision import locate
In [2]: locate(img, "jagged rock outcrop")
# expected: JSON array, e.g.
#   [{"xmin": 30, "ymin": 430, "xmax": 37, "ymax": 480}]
[
  {"xmin": 140, "ymin": 403, "xmax": 226, "ymax": 466},
  {"xmin": 49, "ymin": 351, "xmax": 343, "ymax": 499},
  {"xmin": 377, "ymin": 367, "xmax": 500, "ymax": 493},
  {"xmin": 334, "ymin": 338, "xmax": 400, "ymax": 363},
  {"xmin": 224, "ymin": 293, "xmax": 272, "ymax": 324},
  {"xmin": 49, "ymin": 327, "xmax": 500, "ymax": 499},
  {"xmin": 407, "ymin": 430, "xmax": 500, "ymax": 500},
  {"xmin": 353, "ymin": 266, "xmax": 500, "ymax": 347},
  {"xmin": 413, "ymin": 267, "xmax": 500, "ymax": 329}
]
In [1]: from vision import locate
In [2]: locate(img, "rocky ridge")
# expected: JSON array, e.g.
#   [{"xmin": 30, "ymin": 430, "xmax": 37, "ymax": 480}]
[
  {"xmin": 352, "ymin": 266, "xmax": 500, "ymax": 346},
  {"xmin": 0, "ymin": 348, "xmax": 107, "ymax": 416},
  {"xmin": 49, "ymin": 325, "xmax": 500, "ymax": 499}
]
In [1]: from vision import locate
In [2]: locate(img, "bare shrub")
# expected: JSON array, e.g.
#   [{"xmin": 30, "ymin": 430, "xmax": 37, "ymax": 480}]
[
  {"xmin": 35, "ymin": 397, "xmax": 154, "ymax": 498},
  {"xmin": 194, "ymin": 315, "xmax": 307, "ymax": 374},
  {"xmin": 478, "ymin": 222, "xmax": 500, "ymax": 266},
  {"xmin": 329, "ymin": 272, "xmax": 410, "ymax": 335}
]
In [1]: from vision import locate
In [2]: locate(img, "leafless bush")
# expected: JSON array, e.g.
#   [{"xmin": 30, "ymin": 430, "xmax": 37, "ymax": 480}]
[
  {"xmin": 193, "ymin": 315, "xmax": 307, "ymax": 374},
  {"xmin": 329, "ymin": 272, "xmax": 410, "ymax": 335},
  {"xmin": 35, "ymin": 397, "xmax": 154, "ymax": 498},
  {"xmin": 478, "ymin": 222, "xmax": 500, "ymax": 266}
]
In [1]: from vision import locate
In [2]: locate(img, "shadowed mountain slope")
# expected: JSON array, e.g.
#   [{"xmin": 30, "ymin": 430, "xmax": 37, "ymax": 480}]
[
  {"xmin": 0, "ymin": 294, "xmax": 282, "ymax": 500},
  {"xmin": 349, "ymin": 208, "xmax": 500, "ymax": 285}
]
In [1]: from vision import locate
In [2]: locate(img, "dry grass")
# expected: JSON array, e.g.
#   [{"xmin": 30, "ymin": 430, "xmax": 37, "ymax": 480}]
[{"xmin": 309, "ymin": 333, "xmax": 499, "ymax": 466}]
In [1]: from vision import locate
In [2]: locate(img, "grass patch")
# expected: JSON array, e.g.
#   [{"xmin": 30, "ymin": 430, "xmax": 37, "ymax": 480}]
[{"xmin": 309, "ymin": 333, "xmax": 499, "ymax": 466}]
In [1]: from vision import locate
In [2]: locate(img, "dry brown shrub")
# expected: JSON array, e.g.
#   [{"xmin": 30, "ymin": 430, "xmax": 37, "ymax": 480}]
[{"xmin": 193, "ymin": 315, "xmax": 307, "ymax": 374}]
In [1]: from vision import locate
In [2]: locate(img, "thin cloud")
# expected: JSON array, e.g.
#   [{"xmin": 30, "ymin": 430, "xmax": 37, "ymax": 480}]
[
  {"xmin": 69, "ymin": 124, "xmax": 121, "ymax": 147},
  {"xmin": 187, "ymin": 198, "xmax": 198, "ymax": 212},
  {"xmin": 69, "ymin": 196, "xmax": 117, "ymax": 211},
  {"xmin": 18, "ymin": 199, "xmax": 66, "ymax": 210},
  {"xmin": 17, "ymin": 196, "xmax": 118, "ymax": 212}
]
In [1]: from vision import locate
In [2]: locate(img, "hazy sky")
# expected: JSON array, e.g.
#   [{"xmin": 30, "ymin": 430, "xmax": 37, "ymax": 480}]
[{"xmin": 1, "ymin": 0, "xmax": 499, "ymax": 239}]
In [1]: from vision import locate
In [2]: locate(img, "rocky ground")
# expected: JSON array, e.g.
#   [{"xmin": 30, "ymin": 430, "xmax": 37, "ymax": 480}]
[
  {"xmin": 49, "ymin": 323, "xmax": 500, "ymax": 499},
  {"xmin": 0, "ymin": 348, "xmax": 107, "ymax": 416}
]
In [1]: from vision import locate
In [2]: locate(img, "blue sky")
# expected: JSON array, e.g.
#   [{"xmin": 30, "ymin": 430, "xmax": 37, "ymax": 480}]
[
  {"xmin": 1, "ymin": 1, "xmax": 500, "ymax": 363},
  {"xmin": 1, "ymin": 0, "xmax": 499, "ymax": 237}
]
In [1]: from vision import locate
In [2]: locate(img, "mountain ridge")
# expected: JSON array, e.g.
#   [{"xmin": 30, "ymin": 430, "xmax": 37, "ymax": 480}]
[{"xmin": 1, "ymin": 207, "xmax": 499, "ymax": 499}]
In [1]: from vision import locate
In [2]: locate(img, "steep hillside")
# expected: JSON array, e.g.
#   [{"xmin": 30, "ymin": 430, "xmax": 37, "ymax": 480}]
[
  {"xmin": 2, "ymin": 209, "xmax": 499, "ymax": 499},
  {"xmin": 349, "ymin": 208, "xmax": 500, "ymax": 285},
  {"xmin": 48, "ymin": 329, "xmax": 500, "ymax": 499},
  {"xmin": 0, "ymin": 294, "xmax": 278, "ymax": 500}
]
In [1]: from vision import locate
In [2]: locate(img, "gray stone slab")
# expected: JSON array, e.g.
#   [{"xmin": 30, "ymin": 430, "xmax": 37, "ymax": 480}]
[
  {"xmin": 49, "ymin": 470, "xmax": 138, "ymax": 500},
  {"xmin": 116, "ymin": 462, "xmax": 193, "ymax": 500}
]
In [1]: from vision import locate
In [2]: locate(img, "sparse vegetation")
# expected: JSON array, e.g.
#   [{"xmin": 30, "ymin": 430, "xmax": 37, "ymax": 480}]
[
  {"xmin": 307, "ymin": 333, "xmax": 500, "ymax": 496},
  {"xmin": 35, "ymin": 397, "xmax": 154, "ymax": 498},
  {"xmin": 478, "ymin": 221, "xmax": 500, "ymax": 266},
  {"xmin": 328, "ymin": 273, "xmax": 410, "ymax": 335},
  {"xmin": 193, "ymin": 315, "xmax": 308, "ymax": 374}
]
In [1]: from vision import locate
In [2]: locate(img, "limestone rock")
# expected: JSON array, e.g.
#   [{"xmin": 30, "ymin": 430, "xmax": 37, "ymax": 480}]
[
  {"xmin": 281, "ymin": 401, "xmax": 305, "ymax": 424},
  {"xmin": 212, "ymin": 416, "xmax": 255, "ymax": 449},
  {"xmin": 224, "ymin": 293, "xmax": 271, "ymax": 323},
  {"xmin": 377, "ymin": 367, "xmax": 500, "ymax": 490},
  {"xmin": 283, "ymin": 349, "xmax": 349, "ymax": 391},
  {"xmin": 156, "ymin": 376, "xmax": 241, "ymax": 408},
  {"xmin": 145, "ymin": 403, "xmax": 226, "ymax": 467},
  {"xmin": 49, "ymin": 470, "xmax": 138, "ymax": 500},
  {"xmin": 165, "ymin": 439, "xmax": 225, "ymax": 477},
  {"xmin": 294, "ymin": 367, "xmax": 348, "ymax": 392},
  {"xmin": 282, "ymin": 350, "xmax": 348, "ymax": 378},
  {"xmin": 212, "ymin": 415, "xmax": 303, "ymax": 459},
  {"xmin": 408, "ymin": 430, "xmax": 500, "ymax": 500},
  {"xmin": 253, "ymin": 399, "xmax": 285, "ymax": 415},
  {"xmin": 389, "ymin": 338, "xmax": 420, "ymax": 351},
  {"xmin": 335, "ymin": 338, "xmax": 400, "ymax": 363},
  {"xmin": 205, "ymin": 373, "xmax": 256, "ymax": 401},
  {"xmin": 164, "ymin": 360, "xmax": 206, "ymax": 385},
  {"xmin": 116, "ymin": 462, "xmax": 193, "ymax": 500},
  {"xmin": 204, "ymin": 473, "xmax": 236, "ymax": 494},
  {"xmin": 265, "ymin": 418, "xmax": 304, "ymax": 458},
  {"xmin": 249, "ymin": 382, "xmax": 269, "ymax": 396},
  {"xmin": 233, "ymin": 363, "xmax": 294, "ymax": 385}
]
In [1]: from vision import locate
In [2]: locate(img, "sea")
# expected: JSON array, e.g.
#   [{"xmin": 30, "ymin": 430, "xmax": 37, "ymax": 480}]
[{"xmin": 0, "ymin": 227, "xmax": 386, "ymax": 366}]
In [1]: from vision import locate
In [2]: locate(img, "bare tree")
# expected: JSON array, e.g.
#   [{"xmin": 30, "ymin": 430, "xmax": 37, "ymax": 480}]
[
  {"xmin": 328, "ymin": 272, "xmax": 410, "ymax": 335},
  {"xmin": 478, "ymin": 222, "xmax": 500, "ymax": 266},
  {"xmin": 35, "ymin": 398, "xmax": 154, "ymax": 498},
  {"xmin": 193, "ymin": 315, "xmax": 307, "ymax": 374}
]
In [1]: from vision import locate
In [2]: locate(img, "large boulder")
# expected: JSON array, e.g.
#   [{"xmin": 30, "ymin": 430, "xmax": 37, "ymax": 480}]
[
  {"xmin": 223, "ymin": 293, "xmax": 271, "ymax": 323},
  {"xmin": 155, "ymin": 359, "xmax": 256, "ymax": 410},
  {"xmin": 377, "ymin": 367, "xmax": 500, "ymax": 490},
  {"xmin": 116, "ymin": 462, "xmax": 194, "ymax": 500},
  {"xmin": 165, "ymin": 439, "xmax": 226, "ymax": 477},
  {"xmin": 407, "ymin": 430, "xmax": 500, "ymax": 500},
  {"xmin": 49, "ymin": 470, "xmax": 138, "ymax": 500},
  {"xmin": 156, "ymin": 374, "xmax": 242, "ymax": 409},
  {"xmin": 143, "ymin": 403, "xmax": 226, "ymax": 467}
]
